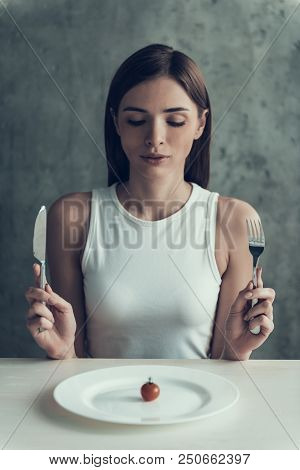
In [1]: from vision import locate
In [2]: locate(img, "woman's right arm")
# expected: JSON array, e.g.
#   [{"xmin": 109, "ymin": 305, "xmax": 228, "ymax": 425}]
[{"xmin": 46, "ymin": 192, "xmax": 91, "ymax": 358}]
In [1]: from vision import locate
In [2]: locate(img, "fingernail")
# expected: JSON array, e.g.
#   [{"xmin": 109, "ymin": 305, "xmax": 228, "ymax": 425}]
[{"xmin": 245, "ymin": 292, "xmax": 253, "ymax": 298}]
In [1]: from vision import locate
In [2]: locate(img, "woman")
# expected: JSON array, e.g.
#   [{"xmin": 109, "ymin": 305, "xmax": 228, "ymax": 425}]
[{"xmin": 25, "ymin": 44, "xmax": 275, "ymax": 360}]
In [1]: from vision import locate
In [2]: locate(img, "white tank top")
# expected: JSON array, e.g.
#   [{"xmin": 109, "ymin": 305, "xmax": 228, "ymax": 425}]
[{"xmin": 81, "ymin": 182, "xmax": 222, "ymax": 359}]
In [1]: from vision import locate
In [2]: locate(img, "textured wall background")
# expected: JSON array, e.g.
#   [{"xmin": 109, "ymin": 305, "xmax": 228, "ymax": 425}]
[{"xmin": 0, "ymin": 0, "xmax": 299, "ymax": 358}]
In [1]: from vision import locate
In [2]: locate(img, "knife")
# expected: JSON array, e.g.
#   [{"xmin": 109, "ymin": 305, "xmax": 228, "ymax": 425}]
[{"xmin": 33, "ymin": 205, "xmax": 47, "ymax": 312}]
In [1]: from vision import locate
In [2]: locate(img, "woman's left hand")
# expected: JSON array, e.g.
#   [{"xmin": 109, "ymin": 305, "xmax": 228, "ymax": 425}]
[{"xmin": 223, "ymin": 266, "xmax": 276, "ymax": 360}]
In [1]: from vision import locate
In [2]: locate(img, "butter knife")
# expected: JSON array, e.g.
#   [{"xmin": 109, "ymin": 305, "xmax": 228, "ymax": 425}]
[{"xmin": 33, "ymin": 205, "xmax": 47, "ymax": 314}]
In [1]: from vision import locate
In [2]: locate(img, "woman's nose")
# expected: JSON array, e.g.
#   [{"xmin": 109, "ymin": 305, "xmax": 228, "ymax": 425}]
[{"xmin": 145, "ymin": 122, "xmax": 165, "ymax": 147}]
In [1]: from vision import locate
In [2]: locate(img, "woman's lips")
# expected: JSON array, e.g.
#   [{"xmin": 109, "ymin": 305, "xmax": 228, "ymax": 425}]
[
  {"xmin": 141, "ymin": 153, "xmax": 169, "ymax": 158},
  {"xmin": 140, "ymin": 156, "xmax": 170, "ymax": 165}
]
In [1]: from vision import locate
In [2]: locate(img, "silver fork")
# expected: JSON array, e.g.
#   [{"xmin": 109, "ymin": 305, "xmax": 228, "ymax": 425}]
[{"xmin": 246, "ymin": 218, "xmax": 265, "ymax": 335}]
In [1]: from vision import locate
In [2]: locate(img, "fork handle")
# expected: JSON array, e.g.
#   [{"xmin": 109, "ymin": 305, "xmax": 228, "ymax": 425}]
[{"xmin": 250, "ymin": 265, "xmax": 261, "ymax": 335}]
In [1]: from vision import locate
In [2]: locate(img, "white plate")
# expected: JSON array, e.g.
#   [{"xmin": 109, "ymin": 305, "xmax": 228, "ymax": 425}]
[{"xmin": 53, "ymin": 365, "xmax": 239, "ymax": 425}]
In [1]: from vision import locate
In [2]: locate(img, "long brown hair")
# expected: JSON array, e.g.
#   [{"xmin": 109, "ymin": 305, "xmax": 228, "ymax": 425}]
[{"xmin": 105, "ymin": 44, "xmax": 212, "ymax": 188}]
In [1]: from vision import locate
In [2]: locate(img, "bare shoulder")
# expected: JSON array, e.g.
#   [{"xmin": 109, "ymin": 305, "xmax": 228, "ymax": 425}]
[
  {"xmin": 215, "ymin": 195, "xmax": 259, "ymax": 276},
  {"xmin": 48, "ymin": 191, "xmax": 92, "ymax": 256},
  {"xmin": 49, "ymin": 191, "xmax": 92, "ymax": 216},
  {"xmin": 217, "ymin": 195, "xmax": 260, "ymax": 232},
  {"xmin": 218, "ymin": 195, "xmax": 259, "ymax": 217}
]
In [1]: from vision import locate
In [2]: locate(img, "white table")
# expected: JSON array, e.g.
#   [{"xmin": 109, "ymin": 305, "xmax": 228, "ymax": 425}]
[{"xmin": 0, "ymin": 359, "xmax": 299, "ymax": 450}]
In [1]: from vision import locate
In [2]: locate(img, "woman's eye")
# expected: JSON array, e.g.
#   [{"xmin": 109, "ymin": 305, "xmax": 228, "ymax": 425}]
[
  {"xmin": 127, "ymin": 120, "xmax": 186, "ymax": 127},
  {"xmin": 127, "ymin": 120, "xmax": 144, "ymax": 126}
]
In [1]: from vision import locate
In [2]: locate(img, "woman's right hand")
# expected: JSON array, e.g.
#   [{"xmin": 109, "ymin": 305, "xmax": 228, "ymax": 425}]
[{"xmin": 25, "ymin": 264, "xmax": 77, "ymax": 359}]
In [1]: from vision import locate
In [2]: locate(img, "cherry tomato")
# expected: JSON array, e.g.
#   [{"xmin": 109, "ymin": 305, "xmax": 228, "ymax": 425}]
[{"xmin": 140, "ymin": 377, "xmax": 160, "ymax": 402}]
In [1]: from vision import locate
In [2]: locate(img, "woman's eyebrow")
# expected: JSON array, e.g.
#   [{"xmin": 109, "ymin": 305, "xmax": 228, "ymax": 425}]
[{"xmin": 122, "ymin": 106, "xmax": 191, "ymax": 113}]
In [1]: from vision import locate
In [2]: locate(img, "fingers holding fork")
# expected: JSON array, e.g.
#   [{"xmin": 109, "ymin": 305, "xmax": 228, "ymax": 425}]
[{"xmin": 246, "ymin": 218, "xmax": 265, "ymax": 335}]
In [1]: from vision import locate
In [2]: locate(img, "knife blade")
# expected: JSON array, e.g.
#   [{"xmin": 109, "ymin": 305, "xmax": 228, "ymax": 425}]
[{"xmin": 33, "ymin": 205, "xmax": 47, "ymax": 304}]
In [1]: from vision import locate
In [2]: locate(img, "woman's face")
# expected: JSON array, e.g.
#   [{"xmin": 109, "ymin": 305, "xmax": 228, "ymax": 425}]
[{"xmin": 113, "ymin": 76, "xmax": 208, "ymax": 178}]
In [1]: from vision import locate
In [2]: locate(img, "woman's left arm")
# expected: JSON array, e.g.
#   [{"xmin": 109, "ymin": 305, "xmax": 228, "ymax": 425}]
[{"xmin": 210, "ymin": 198, "xmax": 275, "ymax": 360}]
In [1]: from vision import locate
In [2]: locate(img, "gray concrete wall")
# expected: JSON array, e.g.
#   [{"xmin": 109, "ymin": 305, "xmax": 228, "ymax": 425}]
[{"xmin": 1, "ymin": 0, "xmax": 299, "ymax": 358}]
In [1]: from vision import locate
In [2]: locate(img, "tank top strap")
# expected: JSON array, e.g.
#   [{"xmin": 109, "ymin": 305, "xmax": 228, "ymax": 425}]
[
  {"xmin": 205, "ymin": 191, "xmax": 221, "ymax": 285},
  {"xmin": 81, "ymin": 187, "xmax": 101, "ymax": 273}
]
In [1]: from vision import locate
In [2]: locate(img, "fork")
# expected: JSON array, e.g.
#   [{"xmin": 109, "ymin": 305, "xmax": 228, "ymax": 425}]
[{"xmin": 246, "ymin": 218, "xmax": 265, "ymax": 335}]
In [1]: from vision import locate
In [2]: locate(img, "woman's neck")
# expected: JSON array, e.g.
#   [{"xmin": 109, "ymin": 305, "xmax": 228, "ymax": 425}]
[{"xmin": 116, "ymin": 179, "xmax": 193, "ymax": 221}]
